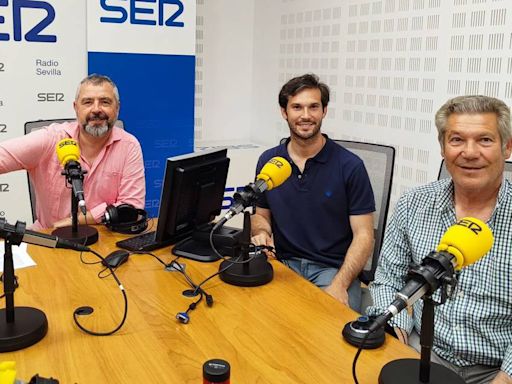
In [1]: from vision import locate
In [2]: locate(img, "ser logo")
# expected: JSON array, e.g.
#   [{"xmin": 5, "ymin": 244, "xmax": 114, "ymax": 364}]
[
  {"xmin": 37, "ymin": 92, "xmax": 64, "ymax": 102},
  {"xmin": 100, "ymin": 0, "xmax": 185, "ymax": 27},
  {"xmin": 0, "ymin": 0, "xmax": 56, "ymax": 43},
  {"xmin": 457, "ymin": 218, "xmax": 482, "ymax": 235}
]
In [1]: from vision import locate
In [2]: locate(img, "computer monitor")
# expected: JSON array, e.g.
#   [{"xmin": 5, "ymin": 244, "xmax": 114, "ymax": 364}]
[{"xmin": 116, "ymin": 148, "xmax": 241, "ymax": 261}]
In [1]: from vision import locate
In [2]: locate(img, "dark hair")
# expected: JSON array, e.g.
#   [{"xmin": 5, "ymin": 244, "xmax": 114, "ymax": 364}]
[
  {"xmin": 278, "ymin": 74, "xmax": 330, "ymax": 109},
  {"xmin": 75, "ymin": 73, "xmax": 120, "ymax": 103}
]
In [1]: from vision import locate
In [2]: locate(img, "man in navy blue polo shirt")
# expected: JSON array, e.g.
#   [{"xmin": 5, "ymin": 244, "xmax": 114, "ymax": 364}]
[{"xmin": 251, "ymin": 74, "xmax": 375, "ymax": 312}]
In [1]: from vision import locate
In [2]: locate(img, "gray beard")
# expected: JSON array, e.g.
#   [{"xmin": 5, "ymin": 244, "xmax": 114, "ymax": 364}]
[{"xmin": 84, "ymin": 123, "xmax": 110, "ymax": 137}]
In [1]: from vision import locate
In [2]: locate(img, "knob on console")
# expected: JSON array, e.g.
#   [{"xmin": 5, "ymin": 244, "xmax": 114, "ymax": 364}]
[{"xmin": 342, "ymin": 315, "xmax": 386, "ymax": 349}]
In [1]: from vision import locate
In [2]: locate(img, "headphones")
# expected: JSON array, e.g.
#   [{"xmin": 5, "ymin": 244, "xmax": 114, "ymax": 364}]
[{"xmin": 102, "ymin": 204, "xmax": 148, "ymax": 234}]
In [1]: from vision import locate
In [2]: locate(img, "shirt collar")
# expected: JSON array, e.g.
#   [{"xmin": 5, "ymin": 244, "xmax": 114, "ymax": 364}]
[
  {"xmin": 435, "ymin": 177, "xmax": 512, "ymax": 224},
  {"xmin": 280, "ymin": 133, "xmax": 332, "ymax": 164},
  {"xmin": 435, "ymin": 178, "xmax": 455, "ymax": 213}
]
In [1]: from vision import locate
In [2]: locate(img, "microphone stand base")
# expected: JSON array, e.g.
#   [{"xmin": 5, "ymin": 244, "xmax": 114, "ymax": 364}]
[
  {"xmin": 219, "ymin": 257, "xmax": 273, "ymax": 287},
  {"xmin": 52, "ymin": 225, "xmax": 98, "ymax": 246},
  {"xmin": 379, "ymin": 359, "xmax": 466, "ymax": 384},
  {"xmin": 0, "ymin": 307, "xmax": 48, "ymax": 352}
]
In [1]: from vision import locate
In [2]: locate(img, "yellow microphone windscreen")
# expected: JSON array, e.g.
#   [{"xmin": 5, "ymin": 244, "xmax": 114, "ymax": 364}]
[
  {"xmin": 436, "ymin": 217, "xmax": 493, "ymax": 269},
  {"xmin": 257, "ymin": 157, "xmax": 292, "ymax": 190},
  {"xmin": 56, "ymin": 138, "xmax": 80, "ymax": 166}
]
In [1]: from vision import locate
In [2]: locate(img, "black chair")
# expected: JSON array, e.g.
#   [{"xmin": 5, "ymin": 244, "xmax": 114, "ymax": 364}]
[
  {"xmin": 24, "ymin": 119, "xmax": 124, "ymax": 222},
  {"xmin": 279, "ymin": 138, "xmax": 395, "ymax": 285},
  {"xmin": 438, "ymin": 158, "xmax": 512, "ymax": 180}
]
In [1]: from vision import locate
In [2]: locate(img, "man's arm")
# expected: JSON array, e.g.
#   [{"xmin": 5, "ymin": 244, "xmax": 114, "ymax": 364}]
[
  {"xmin": 492, "ymin": 372, "xmax": 512, "ymax": 384},
  {"xmin": 496, "ymin": 345, "xmax": 512, "ymax": 384},
  {"xmin": 366, "ymin": 195, "xmax": 415, "ymax": 335},
  {"xmin": 325, "ymin": 213, "xmax": 374, "ymax": 306},
  {"xmin": 52, "ymin": 211, "xmax": 96, "ymax": 228},
  {"xmin": 251, "ymin": 207, "xmax": 274, "ymax": 248},
  {"xmin": 0, "ymin": 129, "xmax": 52, "ymax": 173}
]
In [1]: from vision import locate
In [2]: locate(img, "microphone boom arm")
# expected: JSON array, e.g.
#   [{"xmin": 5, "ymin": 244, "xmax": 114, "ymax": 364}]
[{"xmin": 370, "ymin": 251, "xmax": 458, "ymax": 333}]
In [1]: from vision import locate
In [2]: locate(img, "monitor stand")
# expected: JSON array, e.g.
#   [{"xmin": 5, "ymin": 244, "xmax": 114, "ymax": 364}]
[{"xmin": 172, "ymin": 223, "xmax": 241, "ymax": 262}]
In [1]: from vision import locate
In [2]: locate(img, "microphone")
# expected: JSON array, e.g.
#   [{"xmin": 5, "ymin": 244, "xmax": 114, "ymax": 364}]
[
  {"xmin": 216, "ymin": 157, "xmax": 292, "ymax": 228},
  {"xmin": 368, "ymin": 217, "xmax": 493, "ymax": 333},
  {"xmin": 0, "ymin": 218, "xmax": 90, "ymax": 252},
  {"xmin": 56, "ymin": 139, "xmax": 87, "ymax": 215}
]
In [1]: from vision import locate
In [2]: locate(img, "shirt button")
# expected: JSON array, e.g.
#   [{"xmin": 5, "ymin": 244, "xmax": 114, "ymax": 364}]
[{"xmin": 298, "ymin": 175, "xmax": 302, "ymax": 179}]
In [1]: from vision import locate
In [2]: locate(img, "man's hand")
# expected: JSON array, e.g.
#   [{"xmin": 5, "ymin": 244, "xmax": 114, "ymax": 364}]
[
  {"xmin": 492, "ymin": 371, "xmax": 512, "ymax": 384},
  {"xmin": 53, "ymin": 217, "xmax": 72, "ymax": 229},
  {"xmin": 251, "ymin": 230, "xmax": 275, "ymax": 258},
  {"xmin": 53, "ymin": 210, "xmax": 95, "ymax": 229},
  {"xmin": 325, "ymin": 282, "xmax": 349, "ymax": 306}
]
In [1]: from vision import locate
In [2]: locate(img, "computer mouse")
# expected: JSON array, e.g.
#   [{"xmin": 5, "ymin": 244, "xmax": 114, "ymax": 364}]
[{"xmin": 102, "ymin": 250, "xmax": 130, "ymax": 268}]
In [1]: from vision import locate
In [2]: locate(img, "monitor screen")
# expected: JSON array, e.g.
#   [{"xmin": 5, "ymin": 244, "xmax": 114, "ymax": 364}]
[
  {"xmin": 116, "ymin": 147, "xmax": 241, "ymax": 257},
  {"xmin": 154, "ymin": 147, "xmax": 230, "ymax": 246}
]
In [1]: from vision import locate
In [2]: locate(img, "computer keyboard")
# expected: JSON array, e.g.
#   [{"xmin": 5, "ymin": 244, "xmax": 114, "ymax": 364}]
[{"xmin": 116, "ymin": 231, "xmax": 161, "ymax": 251}]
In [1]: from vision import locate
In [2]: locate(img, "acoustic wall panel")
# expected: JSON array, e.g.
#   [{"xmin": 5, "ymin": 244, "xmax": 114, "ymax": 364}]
[{"xmin": 240, "ymin": 0, "xmax": 512, "ymax": 209}]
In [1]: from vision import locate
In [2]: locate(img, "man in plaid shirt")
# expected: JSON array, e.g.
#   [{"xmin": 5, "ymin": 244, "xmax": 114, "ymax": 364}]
[{"xmin": 368, "ymin": 95, "xmax": 512, "ymax": 384}]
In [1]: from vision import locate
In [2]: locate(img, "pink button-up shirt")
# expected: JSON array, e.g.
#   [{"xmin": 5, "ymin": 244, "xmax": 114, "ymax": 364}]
[{"xmin": 0, "ymin": 122, "xmax": 145, "ymax": 230}]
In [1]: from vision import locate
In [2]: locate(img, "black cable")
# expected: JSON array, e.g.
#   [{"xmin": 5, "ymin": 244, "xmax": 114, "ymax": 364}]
[
  {"xmin": 192, "ymin": 256, "xmax": 241, "ymax": 295},
  {"xmin": 73, "ymin": 248, "xmax": 128, "ymax": 336},
  {"xmin": 142, "ymin": 218, "xmax": 156, "ymax": 233},
  {"xmin": 79, "ymin": 253, "xmax": 102, "ymax": 265},
  {"xmin": 131, "ymin": 250, "xmax": 168, "ymax": 266},
  {"xmin": 132, "ymin": 251, "xmax": 214, "ymax": 313},
  {"xmin": 194, "ymin": 223, "xmax": 268, "ymax": 295},
  {"xmin": 185, "ymin": 290, "xmax": 203, "ymax": 314},
  {"xmin": 208, "ymin": 228, "xmax": 259, "ymax": 265},
  {"xmin": 352, "ymin": 330, "xmax": 371, "ymax": 384}
]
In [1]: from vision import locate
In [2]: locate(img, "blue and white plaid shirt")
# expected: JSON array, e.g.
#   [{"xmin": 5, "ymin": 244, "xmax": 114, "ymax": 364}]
[{"xmin": 368, "ymin": 178, "xmax": 512, "ymax": 375}]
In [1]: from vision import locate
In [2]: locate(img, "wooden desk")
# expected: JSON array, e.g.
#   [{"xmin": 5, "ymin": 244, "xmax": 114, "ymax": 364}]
[{"xmin": 1, "ymin": 224, "xmax": 417, "ymax": 383}]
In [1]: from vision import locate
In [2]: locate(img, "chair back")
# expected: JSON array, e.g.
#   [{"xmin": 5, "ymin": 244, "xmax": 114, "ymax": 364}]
[
  {"xmin": 334, "ymin": 140, "xmax": 395, "ymax": 284},
  {"xmin": 24, "ymin": 119, "xmax": 124, "ymax": 222},
  {"xmin": 438, "ymin": 159, "xmax": 512, "ymax": 181}
]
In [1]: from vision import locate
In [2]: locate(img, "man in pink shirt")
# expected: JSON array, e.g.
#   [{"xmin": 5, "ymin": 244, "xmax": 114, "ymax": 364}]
[{"xmin": 0, "ymin": 74, "xmax": 145, "ymax": 230}]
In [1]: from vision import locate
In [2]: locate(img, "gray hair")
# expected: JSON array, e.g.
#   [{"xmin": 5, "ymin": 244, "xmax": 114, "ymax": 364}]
[
  {"xmin": 75, "ymin": 74, "xmax": 120, "ymax": 104},
  {"xmin": 435, "ymin": 95, "xmax": 511, "ymax": 151}
]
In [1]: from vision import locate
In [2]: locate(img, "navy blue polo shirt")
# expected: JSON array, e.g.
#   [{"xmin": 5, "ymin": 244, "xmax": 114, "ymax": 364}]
[{"xmin": 256, "ymin": 136, "xmax": 375, "ymax": 268}]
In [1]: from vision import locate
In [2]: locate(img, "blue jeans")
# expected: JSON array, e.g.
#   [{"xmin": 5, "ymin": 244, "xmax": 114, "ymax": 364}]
[{"xmin": 281, "ymin": 257, "xmax": 362, "ymax": 312}]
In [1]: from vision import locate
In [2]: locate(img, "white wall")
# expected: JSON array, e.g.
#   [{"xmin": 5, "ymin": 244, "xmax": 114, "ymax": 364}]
[
  {"xmin": 195, "ymin": 0, "xmax": 255, "ymax": 145},
  {"xmin": 198, "ymin": 0, "xmax": 512, "ymax": 210},
  {"xmin": 0, "ymin": 1, "xmax": 87, "ymax": 224}
]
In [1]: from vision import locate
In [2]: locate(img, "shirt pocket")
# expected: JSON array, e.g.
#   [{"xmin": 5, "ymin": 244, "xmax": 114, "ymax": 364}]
[{"xmin": 88, "ymin": 171, "xmax": 122, "ymax": 206}]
